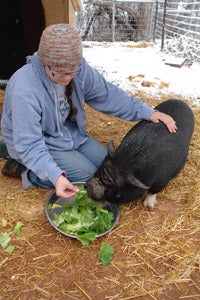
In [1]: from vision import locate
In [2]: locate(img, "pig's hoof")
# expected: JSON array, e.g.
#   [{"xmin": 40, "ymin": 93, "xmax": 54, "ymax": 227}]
[{"xmin": 143, "ymin": 194, "xmax": 157, "ymax": 209}]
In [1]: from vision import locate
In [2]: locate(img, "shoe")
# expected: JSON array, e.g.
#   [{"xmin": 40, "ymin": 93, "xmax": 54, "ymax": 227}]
[{"xmin": 1, "ymin": 157, "xmax": 26, "ymax": 178}]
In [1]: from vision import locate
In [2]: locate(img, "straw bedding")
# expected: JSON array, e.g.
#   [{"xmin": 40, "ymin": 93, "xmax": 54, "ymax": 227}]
[{"xmin": 0, "ymin": 89, "xmax": 199, "ymax": 300}]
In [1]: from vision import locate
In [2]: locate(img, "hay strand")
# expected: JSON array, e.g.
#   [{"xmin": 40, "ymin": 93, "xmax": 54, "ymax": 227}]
[{"xmin": 73, "ymin": 282, "xmax": 92, "ymax": 300}]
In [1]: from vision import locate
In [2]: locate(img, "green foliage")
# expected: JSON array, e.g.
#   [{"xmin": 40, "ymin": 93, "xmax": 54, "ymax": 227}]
[
  {"xmin": 99, "ymin": 242, "xmax": 115, "ymax": 266},
  {"xmin": 53, "ymin": 186, "xmax": 114, "ymax": 245},
  {"xmin": 0, "ymin": 232, "xmax": 11, "ymax": 249},
  {"xmin": 0, "ymin": 221, "xmax": 23, "ymax": 253},
  {"xmin": 14, "ymin": 221, "xmax": 23, "ymax": 236},
  {"xmin": 4, "ymin": 245, "xmax": 15, "ymax": 253}
]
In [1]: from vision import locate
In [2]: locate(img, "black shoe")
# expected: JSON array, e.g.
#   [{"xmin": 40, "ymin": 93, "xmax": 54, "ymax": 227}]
[{"xmin": 2, "ymin": 157, "xmax": 26, "ymax": 178}]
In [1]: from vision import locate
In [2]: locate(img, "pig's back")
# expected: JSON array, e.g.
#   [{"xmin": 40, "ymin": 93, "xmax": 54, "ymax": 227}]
[{"xmin": 114, "ymin": 99, "xmax": 194, "ymax": 185}]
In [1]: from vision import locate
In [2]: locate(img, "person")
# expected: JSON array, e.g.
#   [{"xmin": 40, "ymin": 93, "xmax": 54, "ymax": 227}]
[{"xmin": 1, "ymin": 23, "xmax": 177, "ymax": 199}]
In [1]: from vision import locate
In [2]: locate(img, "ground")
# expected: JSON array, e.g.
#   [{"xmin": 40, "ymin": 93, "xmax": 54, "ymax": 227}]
[{"xmin": 0, "ymin": 43, "xmax": 200, "ymax": 300}]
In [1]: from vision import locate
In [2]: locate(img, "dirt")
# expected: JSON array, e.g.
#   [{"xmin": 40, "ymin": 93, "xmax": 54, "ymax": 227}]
[{"xmin": 0, "ymin": 94, "xmax": 200, "ymax": 300}]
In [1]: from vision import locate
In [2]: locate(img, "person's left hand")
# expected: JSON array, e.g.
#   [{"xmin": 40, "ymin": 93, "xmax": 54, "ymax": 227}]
[{"xmin": 150, "ymin": 111, "xmax": 177, "ymax": 133}]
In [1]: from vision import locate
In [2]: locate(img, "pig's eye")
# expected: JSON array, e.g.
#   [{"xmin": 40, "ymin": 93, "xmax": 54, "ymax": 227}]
[{"xmin": 116, "ymin": 193, "xmax": 121, "ymax": 199}]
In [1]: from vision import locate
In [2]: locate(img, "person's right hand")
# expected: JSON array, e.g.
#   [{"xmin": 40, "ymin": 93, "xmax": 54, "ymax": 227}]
[
  {"xmin": 150, "ymin": 111, "xmax": 177, "ymax": 133},
  {"xmin": 55, "ymin": 174, "xmax": 79, "ymax": 199}
]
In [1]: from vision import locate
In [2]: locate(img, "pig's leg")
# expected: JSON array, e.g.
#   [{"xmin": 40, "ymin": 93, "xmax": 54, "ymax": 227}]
[{"xmin": 143, "ymin": 193, "xmax": 157, "ymax": 209}]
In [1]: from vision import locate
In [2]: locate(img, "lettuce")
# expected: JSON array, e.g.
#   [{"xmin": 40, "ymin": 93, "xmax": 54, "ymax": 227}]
[
  {"xmin": 53, "ymin": 186, "xmax": 114, "ymax": 245},
  {"xmin": 99, "ymin": 242, "xmax": 115, "ymax": 266}
]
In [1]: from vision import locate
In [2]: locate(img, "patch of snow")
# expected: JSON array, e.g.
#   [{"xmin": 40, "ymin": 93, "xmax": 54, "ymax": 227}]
[{"xmin": 83, "ymin": 42, "xmax": 200, "ymax": 107}]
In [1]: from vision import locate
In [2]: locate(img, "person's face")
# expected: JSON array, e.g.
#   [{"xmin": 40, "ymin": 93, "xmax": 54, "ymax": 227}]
[{"xmin": 45, "ymin": 65, "xmax": 80, "ymax": 85}]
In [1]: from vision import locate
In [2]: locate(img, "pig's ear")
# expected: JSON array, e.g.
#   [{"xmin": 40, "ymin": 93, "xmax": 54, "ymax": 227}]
[
  {"xmin": 127, "ymin": 174, "xmax": 149, "ymax": 190},
  {"xmin": 107, "ymin": 140, "xmax": 115, "ymax": 157}
]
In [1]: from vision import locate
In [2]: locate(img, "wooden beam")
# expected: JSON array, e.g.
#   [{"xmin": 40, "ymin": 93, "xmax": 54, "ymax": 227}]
[
  {"xmin": 41, "ymin": 0, "xmax": 81, "ymax": 27},
  {"xmin": 72, "ymin": 0, "xmax": 84, "ymax": 12}
]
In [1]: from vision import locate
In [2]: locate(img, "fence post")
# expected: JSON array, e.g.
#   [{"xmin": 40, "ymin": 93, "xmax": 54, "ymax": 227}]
[
  {"xmin": 161, "ymin": 0, "xmax": 168, "ymax": 50},
  {"xmin": 112, "ymin": 0, "xmax": 116, "ymax": 42},
  {"xmin": 153, "ymin": 0, "xmax": 158, "ymax": 42}
]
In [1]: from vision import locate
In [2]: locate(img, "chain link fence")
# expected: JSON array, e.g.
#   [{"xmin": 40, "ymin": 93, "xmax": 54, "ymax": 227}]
[{"xmin": 76, "ymin": 0, "xmax": 200, "ymax": 63}]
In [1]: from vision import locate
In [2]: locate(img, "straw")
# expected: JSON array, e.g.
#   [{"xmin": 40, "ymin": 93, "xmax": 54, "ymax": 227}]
[{"xmin": 0, "ymin": 86, "xmax": 199, "ymax": 299}]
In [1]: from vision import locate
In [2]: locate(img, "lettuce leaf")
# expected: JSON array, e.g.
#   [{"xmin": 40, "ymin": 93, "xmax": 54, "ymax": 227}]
[
  {"xmin": 0, "ymin": 232, "xmax": 11, "ymax": 249},
  {"xmin": 53, "ymin": 186, "xmax": 114, "ymax": 245},
  {"xmin": 4, "ymin": 245, "xmax": 15, "ymax": 253},
  {"xmin": 14, "ymin": 221, "xmax": 23, "ymax": 236},
  {"xmin": 99, "ymin": 242, "xmax": 115, "ymax": 266}
]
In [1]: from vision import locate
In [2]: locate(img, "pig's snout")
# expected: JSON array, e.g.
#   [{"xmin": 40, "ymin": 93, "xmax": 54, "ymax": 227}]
[
  {"xmin": 84, "ymin": 180, "xmax": 105, "ymax": 201},
  {"xmin": 84, "ymin": 182, "xmax": 93, "ymax": 197}
]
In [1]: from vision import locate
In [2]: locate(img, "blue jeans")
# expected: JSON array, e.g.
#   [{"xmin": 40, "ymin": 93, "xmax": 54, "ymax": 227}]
[{"xmin": 28, "ymin": 136, "xmax": 107, "ymax": 189}]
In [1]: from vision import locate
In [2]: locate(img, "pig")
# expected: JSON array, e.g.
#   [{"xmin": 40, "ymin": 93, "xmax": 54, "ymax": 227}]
[{"xmin": 85, "ymin": 99, "xmax": 195, "ymax": 209}]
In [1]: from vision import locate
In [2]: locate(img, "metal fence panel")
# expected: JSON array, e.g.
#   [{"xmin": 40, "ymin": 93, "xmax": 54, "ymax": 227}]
[
  {"xmin": 154, "ymin": 0, "xmax": 200, "ymax": 62},
  {"xmin": 77, "ymin": 0, "xmax": 200, "ymax": 62},
  {"xmin": 77, "ymin": 1, "xmax": 156, "ymax": 42}
]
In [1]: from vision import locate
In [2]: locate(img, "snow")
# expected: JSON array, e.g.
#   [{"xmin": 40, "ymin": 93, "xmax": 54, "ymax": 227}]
[{"xmin": 83, "ymin": 41, "xmax": 200, "ymax": 107}]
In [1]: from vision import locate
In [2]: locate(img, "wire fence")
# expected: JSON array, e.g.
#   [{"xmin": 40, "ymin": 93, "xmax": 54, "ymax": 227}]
[
  {"xmin": 77, "ymin": 0, "xmax": 156, "ymax": 42},
  {"xmin": 155, "ymin": 0, "xmax": 200, "ymax": 63},
  {"xmin": 77, "ymin": 0, "xmax": 200, "ymax": 63}
]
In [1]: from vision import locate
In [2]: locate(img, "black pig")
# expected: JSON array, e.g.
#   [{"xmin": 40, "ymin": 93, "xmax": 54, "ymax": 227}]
[{"xmin": 85, "ymin": 99, "xmax": 194, "ymax": 209}]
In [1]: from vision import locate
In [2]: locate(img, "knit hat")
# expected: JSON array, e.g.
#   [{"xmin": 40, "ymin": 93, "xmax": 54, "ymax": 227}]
[{"xmin": 38, "ymin": 23, "xmax": 82, "ymax": 68}]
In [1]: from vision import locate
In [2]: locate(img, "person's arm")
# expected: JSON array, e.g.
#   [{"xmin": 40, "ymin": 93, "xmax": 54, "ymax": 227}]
[
  {"xmin": 81, "ymin": 58, "xmax": 154, "ymax": 121},
  {"xmin": 81, "ymin": 59, "xmax": 177, "ymax": 133}
]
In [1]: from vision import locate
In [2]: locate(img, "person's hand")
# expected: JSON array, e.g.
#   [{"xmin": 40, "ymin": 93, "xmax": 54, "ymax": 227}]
[
  {"xmin": 55, "ymin": 174, "xmax": 79, "ymax": 199},
  {"xmin": 150, "ymin": 111, "xmax": 177, "ymax": 133}
]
